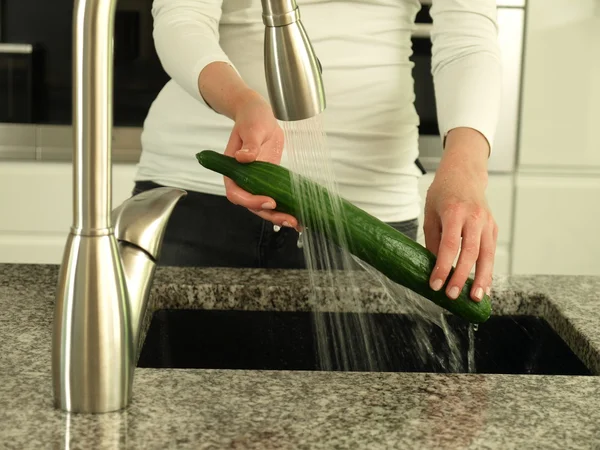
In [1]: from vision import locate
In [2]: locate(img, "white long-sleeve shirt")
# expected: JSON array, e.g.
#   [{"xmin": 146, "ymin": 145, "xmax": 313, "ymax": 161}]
[{"xmin": 135, "ymin": 0, "xmax": 502, "ymax": 222}]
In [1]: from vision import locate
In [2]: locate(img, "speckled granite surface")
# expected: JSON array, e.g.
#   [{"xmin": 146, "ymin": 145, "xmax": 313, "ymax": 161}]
[{"xmin": 1, "ymin": 263, "xmax": 600, "ymax": 449}]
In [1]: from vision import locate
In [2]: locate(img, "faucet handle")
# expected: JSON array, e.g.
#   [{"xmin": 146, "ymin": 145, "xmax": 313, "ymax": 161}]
[{"xmin": 112, "ymin": 187, "xmax": 187, "ymax": 260}]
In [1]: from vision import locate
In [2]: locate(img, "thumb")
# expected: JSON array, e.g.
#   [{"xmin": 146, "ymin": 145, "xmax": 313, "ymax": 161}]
[
  {"xmin": 224, "ymin": 129, "xmax": 242, "ymax": 158},
  {"xmin": 224, "ymin": 128, "xmax": 260, "ymax": 163},
  {"xmin": 235, "ymin": 126, "xmax": 265, "ymax": 163},
  {"xmin": 235, "ymin": 141, "xmax": 260, "ymax": 163}
]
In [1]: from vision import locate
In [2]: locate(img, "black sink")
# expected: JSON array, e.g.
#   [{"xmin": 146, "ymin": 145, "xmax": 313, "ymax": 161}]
[{"xmin": 137, "ymin": 310, "xmax": 592, "ymax": 376}]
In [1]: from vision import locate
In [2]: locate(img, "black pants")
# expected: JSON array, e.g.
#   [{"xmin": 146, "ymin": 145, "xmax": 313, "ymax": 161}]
[{"xmin": 133, "ymin": 181, "xmax": 419, "ymax": 269}]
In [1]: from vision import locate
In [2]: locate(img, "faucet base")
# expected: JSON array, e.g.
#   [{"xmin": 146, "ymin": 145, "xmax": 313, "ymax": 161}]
[{"xmin": 52, "ymin": 233, "xmax": 134, "ymax": 413}]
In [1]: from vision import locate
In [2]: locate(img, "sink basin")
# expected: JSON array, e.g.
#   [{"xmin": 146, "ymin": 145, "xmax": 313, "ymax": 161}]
[{"xmin": 137, "ymin": 310, "xmax": 592, "ymax": 376}]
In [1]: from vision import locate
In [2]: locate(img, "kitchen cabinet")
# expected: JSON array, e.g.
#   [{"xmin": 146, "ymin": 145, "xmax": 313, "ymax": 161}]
[
  {"xmin": 0, "ymin": 162, "xmax": 514, "ymax": 275},
  {"xmin": 511, "ymin": 173, "xmax": 600, "ymax": 275},
  {"xmin": 0, "ymin": 161, "xmax": 137, "ymax": 264},
  {"xmin": 417, "ymin": 173, "xmax": 514, "ymax": 275},
  {"xmin": 518, "ymin": 0, "xmax": 600, "ymax": 169}
]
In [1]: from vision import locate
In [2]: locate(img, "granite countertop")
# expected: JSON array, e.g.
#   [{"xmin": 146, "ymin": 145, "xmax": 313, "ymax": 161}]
[{"xmin": 1, "ymin": 263, "xmax": 600, "ymax": 449}]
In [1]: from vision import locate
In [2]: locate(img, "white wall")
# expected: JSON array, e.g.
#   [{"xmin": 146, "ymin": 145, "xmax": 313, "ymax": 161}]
[
  {"xmin": 519, "ymin": 0, "xmax": 600, "ymax": 170},
  {"xmin": 512, "ymin": 173, "xmax": 600, "ymax": 275},
  {"xmin": 511, "ymin": 0, "xmax": 600, "ymax": 275}
]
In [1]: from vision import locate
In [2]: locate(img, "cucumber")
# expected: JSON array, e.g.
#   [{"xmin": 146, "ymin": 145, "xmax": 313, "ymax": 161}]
[{"xmin": 196, "ymin": 150, "xmax": 492, "ymax": 323}]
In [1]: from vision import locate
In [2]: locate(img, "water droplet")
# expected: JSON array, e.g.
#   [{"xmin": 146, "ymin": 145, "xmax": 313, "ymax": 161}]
[
  {"xmin": 472, "ymin": 324, "xmax": 479, "ymax": 332},
  {"xmin": 297, "ymin": 231, "xmax": 304, "ymax": 248}
]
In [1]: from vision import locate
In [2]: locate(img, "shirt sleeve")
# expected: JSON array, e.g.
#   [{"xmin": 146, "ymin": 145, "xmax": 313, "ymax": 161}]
[
  {"xmin": 151, "ymin": 0, "xmax": 239, "ymax": 106},
  {"xmin": 429, "ymin": 0, "xmax": 503, "ymax": 154}
]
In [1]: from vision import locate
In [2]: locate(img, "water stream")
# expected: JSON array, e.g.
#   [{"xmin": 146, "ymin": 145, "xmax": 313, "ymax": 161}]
[
  {"xmin": 468, "ymin": 325, "xmax": 477, "ymax": 373},
  {"xmin": 281, "ymin": 115, "xmax": 470, "ymax": 373}
]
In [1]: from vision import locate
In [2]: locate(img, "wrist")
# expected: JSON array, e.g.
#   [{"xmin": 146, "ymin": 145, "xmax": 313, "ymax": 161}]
[
  {"xmin": 197, "ymin": 61, "xmax": 268, "ymax": 121},
  {"xmin": 231, "ymin": 89, "xmax": 266, "ymax": 120},
  {"xmin": 440, "ymin": 127, "xmax": 490, "ymax": 182}
]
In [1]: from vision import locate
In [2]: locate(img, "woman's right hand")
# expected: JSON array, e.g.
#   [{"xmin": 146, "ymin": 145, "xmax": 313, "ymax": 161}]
[
  {"xmin": 196, "ymin": 63, "xmax": 298, "ymax": 228},
  {"xmin": 223, "ymin": 89, "xmax": 299, "ymax": 229}
]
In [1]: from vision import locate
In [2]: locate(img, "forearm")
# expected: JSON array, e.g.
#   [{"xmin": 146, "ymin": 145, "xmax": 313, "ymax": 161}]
[{"xmin": 198, "ymin": 62, "xmax": 262, "ymax": 121}]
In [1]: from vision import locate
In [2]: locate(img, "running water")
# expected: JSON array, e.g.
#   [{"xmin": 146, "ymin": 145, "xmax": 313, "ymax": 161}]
[
  {"xmin": 467, "ymin": 325, "xmax": 477, "ymax": 373},
  {"xmin": 281, "ymin": 114, "xmax": 469, "ymax": 373},
  {"xmin": 281, "ymin": 115, "xmax": 381, "ymax": 371}
]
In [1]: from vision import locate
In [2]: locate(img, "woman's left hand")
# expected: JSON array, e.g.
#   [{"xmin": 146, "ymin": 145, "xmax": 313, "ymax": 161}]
[{"xmin": 423, "ymin": 127, "xmax": 498, "ymax": 303}]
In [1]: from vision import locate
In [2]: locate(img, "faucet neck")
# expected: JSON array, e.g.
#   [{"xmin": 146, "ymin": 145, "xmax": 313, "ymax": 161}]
[
  {"xmin": 262, "ymin": 0, "xmax": 299, "ymax": 26},
  {"xmin": 72, "ymin": 0, "xmax": 118, "ymax": 235}
]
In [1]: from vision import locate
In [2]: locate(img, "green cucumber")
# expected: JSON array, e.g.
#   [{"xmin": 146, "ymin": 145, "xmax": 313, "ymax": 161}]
[{"xmin": 196, "ymin": 150, "xmax": 492, "ymax": 323}]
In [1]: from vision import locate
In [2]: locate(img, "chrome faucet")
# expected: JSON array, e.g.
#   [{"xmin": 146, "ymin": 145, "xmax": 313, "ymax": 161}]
[
  {"xmin": 52, "ymin": 0, "xmax": 325, "ymax": 414},
  {"xmin": 51, "ymin": 0, "xmax": 186, "ymax": 414}
]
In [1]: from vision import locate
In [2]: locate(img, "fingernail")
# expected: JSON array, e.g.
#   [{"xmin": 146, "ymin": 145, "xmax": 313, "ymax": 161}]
[
  {"xmin": 448, "ymin": 286, "xmax": 460, "ymax": 299},
  {"xmin": 485, "ymin": 286, "xmax": 491, "ymax": 296},
  {"xmin": 474, "ymin": 287, "xmax": 484, "ymax": 301},
  {"xmin": 431, "ymin": 279, "xmax": 443, "ymax": 291},
  {"xmin": 282, "ymin": 221, "xmax": 292, "ymax": 228},
  {"xmin": 262, "ymin": 202, "xmax": 275, "ymax": 209},
  {"xmin": 237, "ymin": 148, "xmax": 249, "ymax": 153}
]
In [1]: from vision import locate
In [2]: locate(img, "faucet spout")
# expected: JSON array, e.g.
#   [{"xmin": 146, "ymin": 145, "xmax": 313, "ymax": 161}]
[
  {"xmin": 52, "ymin": 0, "xmax": 184, "ymax": 414},
  {"xmin": 262, "ymin": 0, "xmax": 326, "ymax": 121},
  {"xmin": 112, "ymin": 187, "xmax": 186, "ymax": 358}
]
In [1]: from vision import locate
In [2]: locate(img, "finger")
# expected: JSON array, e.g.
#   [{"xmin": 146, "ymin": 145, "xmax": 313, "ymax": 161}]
[
  {"xmin": 446, "ymin": 221, "xmax": 483, "ymax": 301},
  {"xmin": 235, "ymin": 130, "xmax": 264, "ymax": 163},
  {"xmin": 429, "ymin": 213, "xmax": 463, "ymax": 293},
  {"xmin": 235, "ymin": 147, "xmax": 259, "ymax": 163},
  {"xmin": 423, "ymin": 213, "xmax": 442, "ymax": 256},
  {"xmin": 224, "ymin": 127, "xmax": 262, "ymax": 163},
  {"xmin": 224, "ymin": 131, "xmax": 242, "ymax": 158},
  {"xmin": 224, "ymin": 177, "xmax": 276, "ymax": 210},
  {"xmin": 250, "ymin": 209, "xmax": 299, "ymax": 229},
  {"xmin": 239, "ymin": 128, "xmax": 284, "ymax": 165},
  {"xmin": 472, "ymin": 220, "xmax": 497, "ymax": 300}
]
